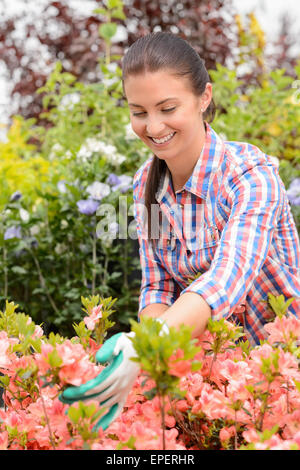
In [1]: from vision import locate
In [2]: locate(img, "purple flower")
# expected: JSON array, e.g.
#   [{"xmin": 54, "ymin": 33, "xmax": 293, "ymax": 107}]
[
  {"xmin": 10, "ymin": 191, "xmax": 22, "ymax": 202},
  {"xmin": 86, "ymin": 181, "xmax": 110, "ymax": 201},
  {"xmin": 107, "ymin": 173, "xmax": 121, "ymax": 186},
  {"xmin": 4, "ymin": 226, "xmax": 22, "ymax": 240},
  {"xmin": 287, "ymin": 178, "xmax": 300, "ymax": 206},
  {"xmin": 77, "ymin": 199, "xmax": 100, "ymax": 215},
  {"xmin": 111, "ymin": 175, "xmax": 133, "ymax": 193}
]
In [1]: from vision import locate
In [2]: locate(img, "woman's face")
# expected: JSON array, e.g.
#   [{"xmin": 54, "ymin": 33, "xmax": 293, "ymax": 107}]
[{"xmin": 124, "ymin": 69, "xmax": 212, "ymax": 165}]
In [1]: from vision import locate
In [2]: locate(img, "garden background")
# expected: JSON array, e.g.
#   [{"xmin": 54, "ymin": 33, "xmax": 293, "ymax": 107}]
[{"xmin": 0, "ymin": 0, "xmax": 300, "ymax": 451}]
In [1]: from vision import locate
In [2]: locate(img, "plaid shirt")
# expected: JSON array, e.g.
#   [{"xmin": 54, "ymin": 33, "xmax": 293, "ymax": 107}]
[{"xmin": 133, "ymin": 121, "xmax": 300, "ymax": 345}]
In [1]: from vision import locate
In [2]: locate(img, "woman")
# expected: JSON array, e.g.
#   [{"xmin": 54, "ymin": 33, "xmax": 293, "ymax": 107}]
[{"xmin": 60, "ymin": 32, "xmax": 300, "ymax": 430}]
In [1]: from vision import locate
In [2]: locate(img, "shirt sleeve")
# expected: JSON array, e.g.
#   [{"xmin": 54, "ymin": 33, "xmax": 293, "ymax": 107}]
[
  {"xmin": 181, "ymin": 164, "xmax": 283, "ymax": 321},
  {"xmin": 133, "ymin": 197, "xmax": 181, "ymax": 316}
]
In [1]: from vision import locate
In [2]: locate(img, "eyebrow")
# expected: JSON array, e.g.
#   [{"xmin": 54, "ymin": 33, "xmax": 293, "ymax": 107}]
[{"xmin": 128, "ymin": 98, "xmax": 177, "ymax": 108}]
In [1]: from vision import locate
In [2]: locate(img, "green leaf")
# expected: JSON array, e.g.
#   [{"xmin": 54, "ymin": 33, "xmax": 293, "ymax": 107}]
[
  {"xmin": 11, "ymin": 266, "xmax": 27, "ymax": 275},
  {"xmin": 107, "ymin": 0, "xmax": 122, "ymax": 9},
  {"xmin": 48, "ymin": 349, "xmax": 63, "ymax": 368},
  {"xmin": 99, "ymin": 23, "xmax": 117, "ymax": 41},
  {"xmin": 111, "ymin": 8, "xmax": 126, "ymax": 20},
  {"xmin": 93, "ymin": 8, "xmax": 109, "ymax": 17},
  {"xmin": 0, "ymin": 375, "xmax": 10, "ymax": 387},
  {"xmin": 68, "ymin": 406, "xmax": 81, "ymax": 424}
]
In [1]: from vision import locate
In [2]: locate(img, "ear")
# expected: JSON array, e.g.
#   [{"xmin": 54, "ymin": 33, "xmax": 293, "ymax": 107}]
[{"xmin": 199, "ymin": 82, "xmax": 213, "ymax": 114}]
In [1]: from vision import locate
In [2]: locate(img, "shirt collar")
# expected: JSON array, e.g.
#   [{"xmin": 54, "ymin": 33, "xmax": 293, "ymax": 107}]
[{"xmin": 155, "ymin": 121, "xmax": 226, "ymax": 203}]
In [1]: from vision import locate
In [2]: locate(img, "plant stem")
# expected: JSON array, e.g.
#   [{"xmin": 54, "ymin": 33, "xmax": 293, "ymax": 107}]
[
  {"xmin": 38, "ymin": 383, "xmax": 56, "ymax": 450},
  {"xmin": 92, "ymin": 228, "xmax": 97, "ymax": 295},
  {"xmin": 3, "ymin": 246, "xmax": 8, "ymax": 299},
  {"xmin": 208, "ymin": 350, "xmax": 217, "ymax": 382},
  {"xmin": 259, "ymin": 382, "xmax": 271, "ymax": 432},
  {"xmin": 234, "ymin": 409, "xmax": 238, "ymax": 450},
  {"xmin": 103, "ymin": 250, "xmax": 109, "ymax": 288},
  {"xmin": 123, "ymin": 240, "xmax": 128, "ymax": 290},
  {"xmin": 159, "ymin": 392, "xmax": 166, "ymax": 450},
  {"xmin": 30, "ymin": 248, "xmax": 59, "ymax": 315}
]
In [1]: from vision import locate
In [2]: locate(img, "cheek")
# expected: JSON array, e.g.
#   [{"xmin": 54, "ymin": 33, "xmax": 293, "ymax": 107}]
[{"xmin": 130, "ymin": 119, "xmax": 144, "ymax": 137}]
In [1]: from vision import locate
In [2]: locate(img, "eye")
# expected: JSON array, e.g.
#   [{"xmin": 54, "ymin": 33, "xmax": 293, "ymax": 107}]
[
  {"xmin": 162, "ymin": 107, "xmax": 176, "ymax": 113},
  {"xmin": 132, "ymin": 107, "xmax": 176, "ymax": 117},
  {"xmin": 132, "ymin": 111, "xmax": 146, "ymax": 117}
]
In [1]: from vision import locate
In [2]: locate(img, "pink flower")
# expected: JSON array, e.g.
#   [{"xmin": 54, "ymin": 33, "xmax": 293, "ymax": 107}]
[
  {"xmin": 56, "ymin": 340, "xmax": 102, "ymax": 386},
  {"xmin": 265, "ymin": 315, "xmax": 300, "ymax": 345},
  {"xmin": 84, "ymin": 304, "xmax": 103, "ymax": 331},
  {"xmin": 0, "ymin": 332, "xmax": 13, "ymax": 368},
  {"xmin": 0, "ymin": 430, "xmax": 8, "ymax": 450},
  {"xmin": 220, "ymin": 425, "xmax": 236, "ymax": 443},
  {"xmin": 33, "ymin": 324, "xmax": 44, "ymax": 338},
  {"xmin": 168, "ymin": 349, "xmax": 192, "ymax": 378},
  {"xmin": 243, "ymin": 427, "xmax": 260, "ymax": 444},
  {"xmin": 0, "ymin": 331, "xmax": 18, "ymax": 370}
]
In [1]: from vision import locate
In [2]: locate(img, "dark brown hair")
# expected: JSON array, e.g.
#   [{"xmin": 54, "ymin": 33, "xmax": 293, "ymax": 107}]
[{"xmin": 122, "ymin": 32, "xmax": 216, "ymax": 239}]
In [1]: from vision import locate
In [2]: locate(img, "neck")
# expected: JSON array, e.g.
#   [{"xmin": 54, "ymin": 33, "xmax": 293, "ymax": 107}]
[{"xmin": 167, "ymin": 121, "xmax": 207, "ymax": 192}]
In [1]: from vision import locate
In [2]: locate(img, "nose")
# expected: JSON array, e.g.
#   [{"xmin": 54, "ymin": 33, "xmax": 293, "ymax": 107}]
[{"xmin": 145, "ymin": 116, "xmax": 165, "ymax": 137}]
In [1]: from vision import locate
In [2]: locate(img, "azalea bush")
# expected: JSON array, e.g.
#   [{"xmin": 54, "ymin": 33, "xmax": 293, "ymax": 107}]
[
  {"xmin": 0, "ymin": 0, "xmax": 299, "ymax": 335},
  {"xmin": 0, "ymin": 293, "xmax": 300, "ymax": 450}
]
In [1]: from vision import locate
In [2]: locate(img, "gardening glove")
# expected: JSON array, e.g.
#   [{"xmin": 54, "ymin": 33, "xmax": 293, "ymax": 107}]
[{"xmin": 59, "ymin": 317, "xmax": 169, "ymax": 431}]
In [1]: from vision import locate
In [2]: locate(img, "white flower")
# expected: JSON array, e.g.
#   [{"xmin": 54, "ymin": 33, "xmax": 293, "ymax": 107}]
[
  {"xmin": 108, "ymin": 153, "xmax": 126, "ymax": 165},
  {"xmin": 55, "ymin": 243, "xmax": 67, "ymax": 255},
  {"xmin": 61, "ymin": 220, "xmax": 68, "ymax": 229},
  {"xmin": 125, "ymin": 122, "xmax": 138, "ymax": 140},
  {"xmin": 19, "ymin": 208, "xmax": 30, "ymax": 223},
  {"xmin": 57, "ymin": 180, "xmax": 67, "ymax": 193},
  {"xmin": 49, "ymin": 143, "xmax": 63, "ymax": 160},
  {"xmin": 30, "ymin": 225, "xmax": 40, "ymax": 237},
  {"xmin": 59, "ymin": 92, "xmax": 81, "ymax": 111},
  {"xmin": 102, "ymin": 76, "xmax": 119, "ymax": 87},
  {"xmin": 77, "ymin": 137, "xmax": 126, "ymax": 165},
  {"xmin": 86, "ymin": 181, "xmax": 111, "ymax": 200}
]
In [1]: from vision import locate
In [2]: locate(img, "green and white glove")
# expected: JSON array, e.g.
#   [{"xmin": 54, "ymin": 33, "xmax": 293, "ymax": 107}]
[{"xmin": 59, "ymin": 318, "xmax": 169, "ymax": 431}]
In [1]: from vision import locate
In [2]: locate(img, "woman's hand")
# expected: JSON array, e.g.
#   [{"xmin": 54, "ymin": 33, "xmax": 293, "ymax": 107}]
[
  {"xmin": 60, "ymin": 331, "xmax": 141, "ymax": 431},
  {"xmin": 59, "ymin": 319, "xmax": 169, "ymax": 431}
]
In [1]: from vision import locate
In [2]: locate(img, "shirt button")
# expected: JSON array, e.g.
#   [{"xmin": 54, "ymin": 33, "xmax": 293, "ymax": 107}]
[
  {"xmin": 179, "ymin": 204, "xmax": 184, "ymax": 209},
  {"xmin": 186, "ymin": 249, "xmax": 191, "ymax": 256}
]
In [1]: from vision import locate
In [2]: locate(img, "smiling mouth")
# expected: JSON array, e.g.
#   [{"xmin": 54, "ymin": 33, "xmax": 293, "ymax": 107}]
[{"xmin": 149, "ymin": 132, "xmax": 176, "ymax": 145}]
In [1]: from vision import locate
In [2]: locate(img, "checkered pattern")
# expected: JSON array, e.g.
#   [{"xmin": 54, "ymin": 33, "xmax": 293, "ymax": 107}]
[{"xmin": 133, "ymin": 121, "xmax": 300, "ymax": 345}]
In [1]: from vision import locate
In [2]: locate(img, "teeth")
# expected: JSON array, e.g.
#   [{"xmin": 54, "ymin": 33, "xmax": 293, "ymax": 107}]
[{"xmin": 152, "ymin": 132, "xmax": 175, "ymax": 144}]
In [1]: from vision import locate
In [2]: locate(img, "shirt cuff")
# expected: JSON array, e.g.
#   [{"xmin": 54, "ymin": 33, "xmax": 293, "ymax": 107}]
[
  {"xmin": 181, "ymin": 276, "xmax": 231, "ymax": 321},
  {"xmin": 138, "ymin": 289, "xmax": 176, "ymax": 316}
]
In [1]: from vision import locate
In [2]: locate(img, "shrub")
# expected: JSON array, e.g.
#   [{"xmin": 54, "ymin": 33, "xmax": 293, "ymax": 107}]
[{"xmin": 0, "ymin": 293, "xmax": 300, "ymax": 450}]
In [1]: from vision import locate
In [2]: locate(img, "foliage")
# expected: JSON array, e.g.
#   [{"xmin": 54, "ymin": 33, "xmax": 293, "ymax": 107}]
[
  {"xmin": 0, "ymin": 293, "xmax": 300, "ymax": 450},
  {"xmin": 0, "ymin": 0, "xmax": 239, "ymax": 122},
  {"xmin": 0, "ymin": 6, "xmax": 147, "ymax": 335},
  {"xmin": 0, "ymin": 117, "xmax": 51, "ymax": 210}
]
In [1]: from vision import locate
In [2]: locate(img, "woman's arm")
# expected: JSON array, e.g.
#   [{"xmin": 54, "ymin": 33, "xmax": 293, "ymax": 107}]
[
  {"xmin": 139, "ymin": 303, "xmax": 170, "ymax": 319},
  {"xmin": 160, "ymin": 292, "xmax": 211, "ymax": 339},
  {"xmin": 140, "ymin": 293, "xmax": 211, "ymax": 339}
]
